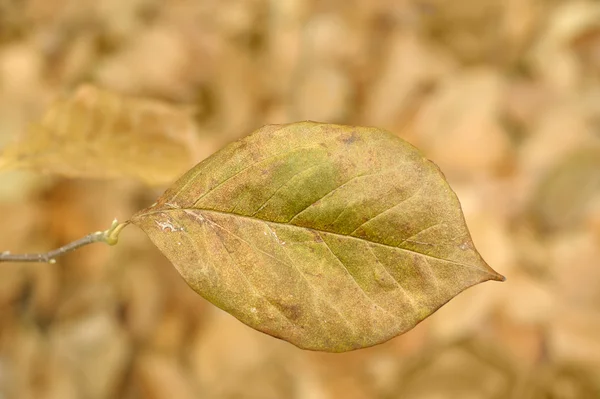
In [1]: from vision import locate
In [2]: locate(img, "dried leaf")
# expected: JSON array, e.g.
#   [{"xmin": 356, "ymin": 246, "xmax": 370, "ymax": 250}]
[
  {"xmin": 530, "ymin": 146, "xmax": 600, "ymax": 233},
  {"xmin": 131, "ymin": 122, "xmax": 504, "ymax": 352},
  {"xmin": 0, "ymin": 85, "xmax": 201, "ymax": 185}
]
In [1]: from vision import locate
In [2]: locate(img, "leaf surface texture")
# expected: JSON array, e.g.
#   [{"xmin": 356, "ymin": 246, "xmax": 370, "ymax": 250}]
[{"xmin": 132, "ymin": 122, "xmax": 504, "ymax": 352}]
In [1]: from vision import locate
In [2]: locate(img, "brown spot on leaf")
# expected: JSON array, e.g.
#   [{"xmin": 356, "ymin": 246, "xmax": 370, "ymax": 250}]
[{"xmin": 342, "ymin": 131, "xmax": 360, "ymax": 145}]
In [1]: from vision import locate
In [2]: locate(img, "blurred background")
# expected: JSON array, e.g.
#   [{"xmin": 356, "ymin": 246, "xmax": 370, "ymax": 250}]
[{"xmin": 1, "ymin": 0, "xmax": 600, "ymax": 398}]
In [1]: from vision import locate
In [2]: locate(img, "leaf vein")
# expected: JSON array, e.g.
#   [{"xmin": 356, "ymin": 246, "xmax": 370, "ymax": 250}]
[
  {"xmin": 185, "ymin": 210, "xmax": 304, "ymax": 332},
  {"xmin": 149, "ymin": 207, "xmax": 497, "ymax": 280},
  {"xmin": 261, "ymin": 224, "xmax": 331, "ymax": 337},
  {"xmin": 396, "ymin": 222, "xmax": 444, "ymax": 248},
  {"xmin": 201, "ymin": 213, "xmax": 355, "ymax": 337},
  {"xmin": 317, "ymin": 232, "xmax": 400, "ymax": 326},
  {"xmin": 422, "ymin": 258, "xmax": 441, "ymax": 296},
  {"xmin": 349, "ymin": 186, "xmax": 422, "ymax": 236},
  {"xmin": 192, "ymin": 145, "xmax": 317, "ymax": 207},
  {"xmin": 251, "ymin": 162, "xmax": 327, "ymax": 217},
  {"xmin": 288, "ymin": 171, "xmax": 382, "ymax": 223},
  {"xmin": 187, "ymin": 127, "xmax": 350, "ymax": 207},
  {"xmin": 171, "ymin": 124, "xmax": 289, "ymax": 202},
  {"xmin": 367, "ymin": 244, "xmax": 417, "ymax": 312}
]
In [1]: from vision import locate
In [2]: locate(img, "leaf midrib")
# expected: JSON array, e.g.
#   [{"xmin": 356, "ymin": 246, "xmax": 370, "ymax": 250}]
[{"xmin": 136, "ymin": 205, "xmax": 496, "ymax": 280}]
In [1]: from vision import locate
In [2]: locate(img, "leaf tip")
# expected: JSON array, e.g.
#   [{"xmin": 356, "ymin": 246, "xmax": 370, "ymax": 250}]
[{"xmin": 490, "ymin": 271, "xmax": 506, "ymax": 282}]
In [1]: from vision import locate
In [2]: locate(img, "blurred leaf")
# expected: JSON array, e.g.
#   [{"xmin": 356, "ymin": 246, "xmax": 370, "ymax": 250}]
[
  {"xmin": 131, "ymin": 122, "xmax": 504, "ymax": 352},
  {"xmin": 0, "ymin": 85, "xmax": 202, "ymax": 185},
  {"xmin": 388, "ymin": 339, "xmax": 517, "ymax": 399},
  {"xmin": 518, "ymin": 363, "xmax": 600, "ymax": 399},
  {"xmin": 530, "ymin": 146, "xmax": 600, "ymax": 233}
]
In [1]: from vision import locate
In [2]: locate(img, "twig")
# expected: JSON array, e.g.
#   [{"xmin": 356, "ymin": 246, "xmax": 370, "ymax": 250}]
[{"xmin": 0, "ymin": 219, "xmax": 129, "ymax": 264}]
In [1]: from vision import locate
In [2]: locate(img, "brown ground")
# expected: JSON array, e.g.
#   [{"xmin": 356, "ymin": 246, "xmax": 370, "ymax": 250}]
[{"xmin": 1, "ymin": 0, "xmax": 599, "ymax": 398}]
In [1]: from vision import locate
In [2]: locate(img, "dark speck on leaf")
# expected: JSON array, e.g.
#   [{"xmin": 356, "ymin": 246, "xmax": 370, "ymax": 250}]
[
  {"xmin": 342, "ymin": 132, "xmax": 360, "ymax": 145},
  {"xmin": 312, "ymin": 231, "xmax": 324, "ymax": 243}
]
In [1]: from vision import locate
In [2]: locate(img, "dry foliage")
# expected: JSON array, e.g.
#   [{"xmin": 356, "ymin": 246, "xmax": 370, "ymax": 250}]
[
  {"xmin": 132, "ymin": 122, "xmax": 503, "ymax": 352},
  {"xmin": 0, "ymin": 0, "xmax": 599, "ymax": 398},
  {"xmin": 0, "ymin": 85, "xmax": 202, "ymax": 185}
]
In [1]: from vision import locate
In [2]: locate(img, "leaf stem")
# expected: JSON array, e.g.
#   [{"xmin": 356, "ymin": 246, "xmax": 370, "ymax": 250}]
[{"xmin": 0, "ymin": 219, "xmax": 129, "ymax": 264}]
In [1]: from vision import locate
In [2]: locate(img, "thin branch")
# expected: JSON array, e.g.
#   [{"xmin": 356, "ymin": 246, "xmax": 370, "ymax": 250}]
[{"xmin": 0, "ymin": 219, "xmax": 129, "ymax": 264}]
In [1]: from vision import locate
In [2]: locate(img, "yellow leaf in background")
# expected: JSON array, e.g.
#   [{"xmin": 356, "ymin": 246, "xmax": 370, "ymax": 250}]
[
  {"xmin": 0, "ymin": 85, "xmax": 203, "ymax": 185},
  {"xmin": 530, "ymin": 146, "xmax": 600, "ymax": 233}
]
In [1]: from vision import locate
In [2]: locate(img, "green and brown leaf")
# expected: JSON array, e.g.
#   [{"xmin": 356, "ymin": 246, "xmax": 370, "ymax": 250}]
[{"xmin": 131, "ymin": 122, "xmax": 505, "ymax": 352}]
